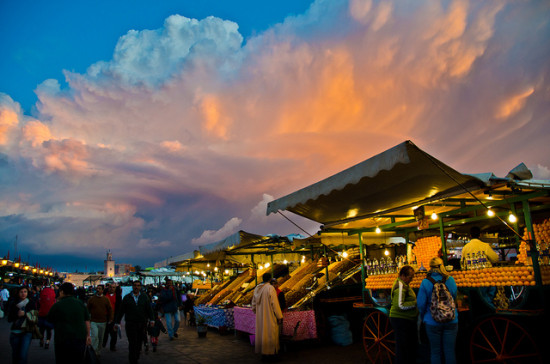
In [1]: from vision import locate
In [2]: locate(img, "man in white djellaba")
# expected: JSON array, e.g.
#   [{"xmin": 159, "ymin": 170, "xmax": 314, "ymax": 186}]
[{"xmin": 252, "ymin": 273, "xmax": 283, "ymax": 362}]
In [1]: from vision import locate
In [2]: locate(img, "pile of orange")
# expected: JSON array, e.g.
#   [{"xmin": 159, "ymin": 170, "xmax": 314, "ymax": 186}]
[
  {"xmin": 412, "ymin": 236, "xmax": 441, "ymax": 270},
  {"xmin": 518, "ymin": 219, "xmax": 550, "ymax": 265},
  {"xmin": 365, "ymin": 272, "xmax": 428, "ymax": 290},
  {"xmin": 365, "ymin": 266, "xmax": 550, "ymax": 290},
  {"xmin": 452, "ymin": 266, "xmax": 538, "ymax": 287}
]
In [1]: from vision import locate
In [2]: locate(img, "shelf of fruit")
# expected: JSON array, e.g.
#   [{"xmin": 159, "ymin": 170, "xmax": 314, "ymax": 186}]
[
  {"xmin": 365, "ymin": 265, "xmax": 550, "ymax": 290},
  {"xmin": 411, "ymin": 236, "xmax": 441, "ymax": 270},
  {"xmin": 517, "ymin": 219, "xmax": 550, "ymax": 265}
]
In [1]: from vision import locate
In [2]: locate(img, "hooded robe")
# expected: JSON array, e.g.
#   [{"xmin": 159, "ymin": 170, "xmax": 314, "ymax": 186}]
[{"xmin": 251, "ymin": 282, "xmax": 283, "ymax": 355}]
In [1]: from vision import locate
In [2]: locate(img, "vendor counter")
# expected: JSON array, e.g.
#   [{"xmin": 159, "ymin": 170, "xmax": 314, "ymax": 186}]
[{"xmin": 233, "ymin": 306, "xmax": 318, "ymax": 340}]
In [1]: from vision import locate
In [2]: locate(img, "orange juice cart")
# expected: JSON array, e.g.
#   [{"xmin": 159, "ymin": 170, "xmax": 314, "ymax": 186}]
[{"xmin": 267, "ymin": 141, "xmax": 550, "ymax": 363}]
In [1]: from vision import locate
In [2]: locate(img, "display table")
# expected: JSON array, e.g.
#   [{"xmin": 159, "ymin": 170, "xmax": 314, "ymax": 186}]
[
  {"xmin": 233, "ymin": 307, "xmax": 317, "ymax": 340},
  {"xmin": 194, "ymin": 305, "xmax": 235, "ymax": 329}
]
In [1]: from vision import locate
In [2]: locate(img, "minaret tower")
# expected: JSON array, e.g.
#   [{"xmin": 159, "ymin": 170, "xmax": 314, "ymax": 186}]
[{"xmin": 104, "ymin": 250, "xmax": 115, "ymax": 277}]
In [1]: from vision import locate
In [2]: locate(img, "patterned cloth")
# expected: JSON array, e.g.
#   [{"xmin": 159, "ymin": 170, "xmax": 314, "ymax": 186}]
[
  {"xmin": 194, "ymin": 305, "xmax": 235, "ymax": 328},
  {"xmin": 233, "ymin": 307, "xmax": 317, "ymax": 340}
]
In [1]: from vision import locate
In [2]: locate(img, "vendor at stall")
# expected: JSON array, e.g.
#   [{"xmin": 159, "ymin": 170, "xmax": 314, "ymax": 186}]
[{"xmin": 462, "ymin": 227, "xmax": 499, "ymax": 263}]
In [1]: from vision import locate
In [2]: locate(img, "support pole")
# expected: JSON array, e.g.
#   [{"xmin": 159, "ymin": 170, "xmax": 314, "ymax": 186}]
[{"xmin": 439, "ymin": 217, "xmax": 448, "ymax": 265}]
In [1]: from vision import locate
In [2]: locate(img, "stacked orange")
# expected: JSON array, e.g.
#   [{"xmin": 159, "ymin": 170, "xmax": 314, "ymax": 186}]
[
  {"xmin": 518, "ymin": 219, "xmax": 550, "ymax": 265},
  {"xmin": 365, "ymin": 272, "xmax": 428, "ymax": 290},
  {"xmin": 365, "ymin": 266, "xmax": 550, "ymax": 290},
  {"xmin": 365, "ymin": 273, "xmax": 397, "ymax": 289},
  {"xmin": 451, "ymin": 266, "xmax": 539, "ymax": 287},
  {"xmin": 412, "ymin": 236, "xmax": 441, "ymax": 270}
]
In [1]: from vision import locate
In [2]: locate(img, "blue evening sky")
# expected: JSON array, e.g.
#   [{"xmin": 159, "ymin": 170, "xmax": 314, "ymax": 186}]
[{"xmin": 0, "ymin": 0, "xmax": 313, "ymax": 113}]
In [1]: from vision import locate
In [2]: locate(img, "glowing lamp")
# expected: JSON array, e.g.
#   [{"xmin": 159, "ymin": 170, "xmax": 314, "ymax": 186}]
[
  {"xmin": 15, "ymin": 262, "xmax": 20, "ymax": 268},
  {"xmin": 1, "ymin": 259, "xmax": 7, "ymax": 265},
  {"xmin": 431, "ymin": 212, "xmax": 438, "ymax": 220},
  {"xmin": 264, "ymin": 262, "xmax": 270, "ymax": 268},
  {"xmin": 283, "ymin": 260, "xmax": 288, "ymax": 265},
  {"xmin": 342, "ymin": 251, "xmax": 349, "ymax": 258},
  {"xmin": 375, "ymin": 227, "xmax": 381, "ymax": 234},
  {"xmin": 384, "ymin": 249, "xmax": 390, "ymax": 256},
  {"xmin": 487, "ymin": 209, "xmax": 495, "ymax": 217},
  {"xmin": 508, "ymin": 213, "xmax": 517, "ymax": 223}
]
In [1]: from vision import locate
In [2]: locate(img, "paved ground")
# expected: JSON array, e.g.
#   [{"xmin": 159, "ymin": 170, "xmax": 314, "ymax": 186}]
[{"xmin": 0, "ymin": 318, "xmax": 366, "ymax": 364}]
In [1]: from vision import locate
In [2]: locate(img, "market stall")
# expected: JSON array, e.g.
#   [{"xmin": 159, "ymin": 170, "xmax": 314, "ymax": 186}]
[{"xmin": 267, "ymin": 140, "xmax": 550, "ymax": 363}]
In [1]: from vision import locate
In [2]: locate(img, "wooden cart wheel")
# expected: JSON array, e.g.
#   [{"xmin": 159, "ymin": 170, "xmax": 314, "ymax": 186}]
[
  {"xmin": 362, "ymin": 310, "xmax": 395, "ymax": 363},
  {"xmin": 470, "ymin": 316, "xmax": 542, "ymax": 363}
]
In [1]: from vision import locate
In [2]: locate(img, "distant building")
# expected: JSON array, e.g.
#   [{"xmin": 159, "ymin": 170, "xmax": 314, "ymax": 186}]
[
  {"xmin": 116, "ymin": 263, "xmax": 134, "ymax": 275},
  {"xmin": 104, "ymin": 250, "xmax": 115, "ymax": 277}
]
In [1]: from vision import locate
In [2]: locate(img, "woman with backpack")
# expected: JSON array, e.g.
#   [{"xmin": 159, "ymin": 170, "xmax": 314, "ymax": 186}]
[
  {"xmin": 389, "ymin": 265, "xmax": 418, "ymax": 364},
  {"xmin": 417, "ymin": 257, "xmax": 458, "ymax": 364}
]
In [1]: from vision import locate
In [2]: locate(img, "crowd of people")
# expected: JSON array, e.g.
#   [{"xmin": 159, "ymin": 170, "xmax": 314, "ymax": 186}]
[
  {"xmin": 2, "ymin": 227, "xmax": 494, "ymax": 364},
  {"xmin": 1, "ymin": 278, "xmax": 195, "ymax": 364}
]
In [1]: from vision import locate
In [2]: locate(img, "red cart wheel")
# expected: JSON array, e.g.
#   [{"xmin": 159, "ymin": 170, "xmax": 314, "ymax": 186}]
[
  {"xmin": 362, "ymin": 311, "xmax": 395, "ymax": 363},
  {"xmin": 470, "ymin": 316, "xmax": 542, "ymax": 363}
]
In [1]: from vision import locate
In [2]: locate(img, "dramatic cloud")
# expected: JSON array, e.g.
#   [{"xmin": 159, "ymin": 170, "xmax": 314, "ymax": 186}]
[
  {"xmin": 191, "ymin": 217, "xmax": 243, "ymax": 246},
  {"xmin": 1, "ymin": 0, "xmax": 549, "ymax": 269}
]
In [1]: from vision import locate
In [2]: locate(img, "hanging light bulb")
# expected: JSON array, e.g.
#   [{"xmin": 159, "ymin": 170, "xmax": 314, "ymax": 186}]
[
  {"xmin": 214, "ymin": 267, "xmax": 218, "ymax": 272},
  {"xmin": 283, "ymin": 260, "xmax": 288, "ymax": 265},
  {"xmin": 342, "ymin": 251, "xmax": 349, "ymax": 258},
  {"xmin": 384, "ymin": 249, "xmax": 390, "ymax": 256},
  {"xmin": 258, "ymin": 264, "xmax": 264, "ymax": 270},
  {"xmin": 508, "ymin": 213, "xmax": 517, "ymax": 223},
  {"xmin": 224, "ymin": 269, "xmax": 229, "ymax": 274},
  {"xmin": 264, "ymin": 262, "xmax": 270, "ymax": 268},
  {"xmin": 207, "ymin": 263, "xmax": 210, "ymax": 267},
  {"xmin": 431, "ymin": 212, "xmax": 438, "ymax": 220},
  {"xmin": 375, "ymin": 226, "xmax": 381, "ymax": 234},
  {"xmin": 487, "ymin": 209, "xmax": 495, "ymax": 217}
]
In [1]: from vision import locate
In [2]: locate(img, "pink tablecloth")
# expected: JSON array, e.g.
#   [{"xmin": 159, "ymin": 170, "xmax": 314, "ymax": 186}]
[{"xmin": 233, "ymin": 307, "xmax": 317, "ymax": 340}]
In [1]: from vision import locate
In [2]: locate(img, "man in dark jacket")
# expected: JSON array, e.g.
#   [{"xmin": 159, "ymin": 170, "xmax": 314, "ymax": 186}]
[
  {"xmin": 47, "ymin": 282, "xmax": 91, "ymax": 364},
  {"xmin": 158, "ymin": 279, "xmax": 182, "ymax": 340},
  {"xmin": 115, "ymin": 281, "xmax": 154, "ymax": 364}
]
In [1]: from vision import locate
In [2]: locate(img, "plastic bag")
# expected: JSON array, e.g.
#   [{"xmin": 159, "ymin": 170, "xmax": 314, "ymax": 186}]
[
  {"xmin": 327, "ymin": 315, "xmax": 353, "ymax": 346},
  {"xmin": 84, "ymin": 345, "xmax": 99, "ymax": 364}
]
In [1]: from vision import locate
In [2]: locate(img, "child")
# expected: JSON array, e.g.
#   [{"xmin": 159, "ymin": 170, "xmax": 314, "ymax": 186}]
[{"xmin": 148, "ymin": 296, "xmax": 167, "ymax": 352}]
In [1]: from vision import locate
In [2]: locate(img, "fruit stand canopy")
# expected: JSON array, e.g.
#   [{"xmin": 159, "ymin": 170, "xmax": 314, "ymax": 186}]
[{"xmin": 267, "ymin": 140, "xmax": 547, "ymax": 231}]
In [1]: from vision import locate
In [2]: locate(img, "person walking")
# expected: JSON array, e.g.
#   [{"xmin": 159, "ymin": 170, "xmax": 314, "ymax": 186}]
[
  {"xmin": 1, "ymin": 283, "xmax": 11, "ymax": 314},
  {"xmin": 47, "ymin": 282, "xmax": 92, "ymax": 364},
  {"xmin": 389, "ymin": 265, "xmax": 419, "ymax": 364},
  {"xmin": 7, "ymin": 285, "xmax": 38, "ymax": 364},
  {"xmin": 87, "ymin": 284, "xmax": 113, "ymax": 358},
  {"xmin": 251, "ymin": 273, "xmax": 283, "ymax": 362},
  {"xmin": 115, "ymin": 280, "xmax": 154, "ymax": 364},
  {"xmin": 37, "ymin": 284, "xmax": 56, "ymax": 349},
  {"xmin": 417, "ymin": 257, "xmax": 459, "ymax": 364},
  {"xmin": 102, "ymin": 283, "xmax": 121, "ymax": 351},
  {"xmin": 158, "ymin": 279, "xmax": 181, "ymax": 340}
]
